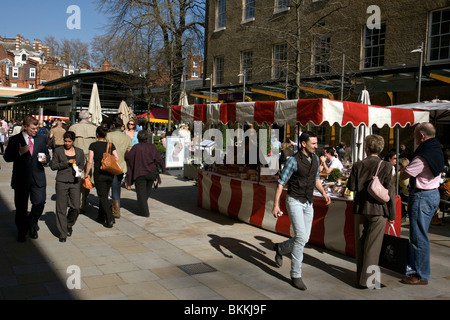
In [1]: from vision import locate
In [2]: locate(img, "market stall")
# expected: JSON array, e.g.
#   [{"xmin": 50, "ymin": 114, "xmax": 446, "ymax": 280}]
[
  {"xmin": 171, "ymin": 98, "xmax": 429, "ymax": 257},
  {"xmin": 135, "ymin": 107, "xmax": 171, "ymax": 124}
]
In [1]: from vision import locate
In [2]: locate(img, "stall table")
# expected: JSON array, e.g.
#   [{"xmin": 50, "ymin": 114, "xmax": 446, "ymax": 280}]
[{"xmin": 198, "ymin": 170, "xmax": 402, "ymax": 258}]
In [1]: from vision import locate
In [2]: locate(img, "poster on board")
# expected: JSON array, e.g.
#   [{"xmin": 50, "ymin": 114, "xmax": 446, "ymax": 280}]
[{"xmin": 166, "ymin": 136, "xmax": 185, "ymax": 168}]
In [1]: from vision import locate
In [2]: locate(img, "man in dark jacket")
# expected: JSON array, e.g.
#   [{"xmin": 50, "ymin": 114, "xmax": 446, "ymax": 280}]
[
  {"xmin": 271, "ymin": 131, "xmax": 330, "ymax": 290},
  {"xmin": 399, "ymin": 122, "xmax": 444, "ymax": 285},
  {"xmin": 4, "ymin": 116, "xmax": 50, "ymax": 242}
]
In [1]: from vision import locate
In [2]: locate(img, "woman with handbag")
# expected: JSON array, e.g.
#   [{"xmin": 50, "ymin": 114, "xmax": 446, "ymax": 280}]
[
  {"xmin": 85, "ymin": 126, "xmax": 119, "ymax": 228},
  {"xmin": 50, "ymin": 131, "xmax": 85, "ymax": 242},
  {"xmin": 125, "ymin": 130, "xmax": 164, "ymax": 217},
  {"xmin": 347, "ymin": 134, "xmax": 396, "ymax": 289}
]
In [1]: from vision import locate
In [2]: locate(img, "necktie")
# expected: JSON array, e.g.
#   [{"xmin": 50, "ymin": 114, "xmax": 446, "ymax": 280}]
[{"xmin": 29, "ymin": 136, "xmax": 34, "ymax": 155}]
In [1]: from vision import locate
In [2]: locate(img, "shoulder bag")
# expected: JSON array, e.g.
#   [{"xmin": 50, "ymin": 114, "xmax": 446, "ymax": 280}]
[
  {"xmin": 101, "ymin": 143, "xmax": 123, "ymax": 175},
  {"xmin": 368, "ymin": 160, "xmax": 390, "ymax": 203}
]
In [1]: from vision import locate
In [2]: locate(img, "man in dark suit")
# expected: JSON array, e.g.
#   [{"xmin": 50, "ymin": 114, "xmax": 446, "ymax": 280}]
[{"xmin": 4, "ymin": 116, "xmax": 50, "ymax": 242}]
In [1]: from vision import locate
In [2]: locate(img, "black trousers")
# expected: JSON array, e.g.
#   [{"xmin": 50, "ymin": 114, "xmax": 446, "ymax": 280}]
[
  {"xmin": 135, "ymin": 172, "xmax": 157, "ymax": 217},
  {"xmin": 55, "ymin": 181, "xmax": 81, "ymax": 238},
  {"xmin": 94, "ymin": 173, "xmax": 114, "ymax": 224},
  {"xmin": 14, "ymin": 183, "xmax": 46, "ymax": 236}
]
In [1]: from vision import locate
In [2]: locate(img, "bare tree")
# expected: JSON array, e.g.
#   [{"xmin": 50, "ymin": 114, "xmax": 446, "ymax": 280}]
[{"xmin": 96, "ymin": 0, "xmax": 205, "ymax": 105}]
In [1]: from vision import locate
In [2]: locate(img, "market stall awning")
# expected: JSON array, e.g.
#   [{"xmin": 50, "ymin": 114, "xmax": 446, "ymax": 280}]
[
  {"xmin": 33, "ymin": 115, "xmax": 70, "ymax": 121},
  {"xmin": 390, "ymin": 99, "xmax": 450, "ymax": 123},
  {"xmin": 171, "ymin": 98, "xmax": 429, "ymax": 128},
  {"xmin": 135, "ymin": 108, "xmax": 171, "ymax": 123}
]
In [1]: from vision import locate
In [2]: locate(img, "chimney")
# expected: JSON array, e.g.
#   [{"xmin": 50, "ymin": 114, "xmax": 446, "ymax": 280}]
[{"xmin": 15, "ymin": 34, "xmax": 21, "ymax": 50}]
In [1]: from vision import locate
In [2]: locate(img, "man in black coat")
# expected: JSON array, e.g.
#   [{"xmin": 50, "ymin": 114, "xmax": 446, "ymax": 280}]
[{"xmin": 4, "ymin": 116, "xmax": 50, "ymax": 242}]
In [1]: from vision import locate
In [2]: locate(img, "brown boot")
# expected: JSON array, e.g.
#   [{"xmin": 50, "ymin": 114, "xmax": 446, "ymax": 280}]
[{"xmin": 112, "ymin": 200, "xmax": 121, "ymax": 219}]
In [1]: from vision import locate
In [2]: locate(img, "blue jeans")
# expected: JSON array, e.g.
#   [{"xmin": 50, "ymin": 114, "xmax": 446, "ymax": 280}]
[
  {"xmin": 408, "ymin": 189, "xmax": 440, "ymax": 281},
  {"xmin": 111, "ymin": 174, "xmax": 124, "ymax": 201},
  {"xmin": 278, "ymin": 195, "xmax": 314, "ymax": 278}
]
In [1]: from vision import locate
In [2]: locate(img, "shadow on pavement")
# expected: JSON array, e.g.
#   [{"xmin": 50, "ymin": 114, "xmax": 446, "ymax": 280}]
[
  {"xmin": 208, "ymin": 234, "xmax": 291, "ymax": 285},
  {"xmin": 0, "ymin": 191, "xmax": 76, "ymax": 300}
]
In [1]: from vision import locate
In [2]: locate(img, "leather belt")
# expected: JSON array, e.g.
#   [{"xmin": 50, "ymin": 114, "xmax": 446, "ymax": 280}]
[{"xmin": 414, "ymin": 188, "xmax": 436, "ymax": 193}]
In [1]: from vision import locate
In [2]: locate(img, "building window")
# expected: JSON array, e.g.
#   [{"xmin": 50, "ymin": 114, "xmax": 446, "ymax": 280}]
[
  {"xmin": 275, "ymin": 0, "xmax": 289, "ymax": 13},
  {"xmin": 12, "ymin": 67, "xmax": 19, "ymax": 78},
  {"xmin": 22, "ymin": 54, "xmax": 27, "ymax": 62},
  {"xmin": 216, "ymin": 0, "xmax": 226, "ymax": 30},
  {"xmin": 192, "ymin": 71, "xmax": 199, "ymax": 78},
  {"xmin": 214, "ymin": 56, "xmax": 224, "ymax": 85},
  {"xmin": 29, "ymin": 84, "xmax": 34, "ymax": 89},
  {"xmin": 429, "ymin": 7, "xmax": 450, "ymax": 62},
  {"xmin": 11, "ymin": 83, "xmax": 17, "ymax": 88},
  {"xmin": 363, "ymin": 23, "xmax": 386, "ymax": 68},
  {"xmin": 313, "ymin": 35, "xmax": 331, "ymax": 74},
  {"xmin": 193, "ymin": 60, "xmax": 199, "ymax": 68},
  {"xmin": 30, "ymin": 68, "xmax": 36, "ymax": 79},
  {"xmin": 243, "ymin": 0, "xmax": 255, "ymax": 22},
  {"xmin": 241, "ymin": 50, "xmax": 253, "ymax": 82},
  {"xmin": 273, "ymin": 43, "xmax": 287, "ymax": 79}
]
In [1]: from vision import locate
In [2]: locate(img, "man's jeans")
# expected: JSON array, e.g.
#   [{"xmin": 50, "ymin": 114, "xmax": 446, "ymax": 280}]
[
  {"xmin": 278, "ymin": 195, "xmax": 314, "ymax": 278},
  {"xmin": 408, "ymin": 189, "xmax": 440, "ymax": 281},
  {"xmin": 111, "ymin": 174, "xmax": 124, "ymax": 201}
]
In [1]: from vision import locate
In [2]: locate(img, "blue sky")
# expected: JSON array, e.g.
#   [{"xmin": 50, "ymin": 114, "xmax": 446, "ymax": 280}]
[{"xmin": 0, "ymin": 0, "xmax": 110, "ymax": 44}]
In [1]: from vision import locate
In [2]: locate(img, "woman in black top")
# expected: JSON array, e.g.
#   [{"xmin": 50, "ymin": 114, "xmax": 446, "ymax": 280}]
[
  {"xmin": 85, "ymin": 126, "xmax": 119, "ymax": 228},
  {"xmin": 50, "ymin": 131, "xmax": 85, "ymax": 242}
]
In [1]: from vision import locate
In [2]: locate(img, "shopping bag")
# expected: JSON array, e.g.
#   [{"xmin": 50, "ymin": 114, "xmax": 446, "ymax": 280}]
[
  {"xmin": 379, "ymin": 223, "xmax": 416, "ymax": 275},
  {"xmin": 83, "ymin": 176, "xmax": 93, "ymax": 190},
  {"xmin": 101, "ymin": 143, "xmax": 123, "ymax": 175}
]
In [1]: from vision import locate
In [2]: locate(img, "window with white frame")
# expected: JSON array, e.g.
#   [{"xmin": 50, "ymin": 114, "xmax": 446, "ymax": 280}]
[
  {"xmin": 193, "ymin": 60, "xmax": 199, "ymax": 68},
  {"xmin": 363, "ymin": 23, "xmax": 386, "ymax": 68},
  {"xmin": 273, "ymin": 43, "xmax": 287, "ymax": 79},
  {"xmin": 192, "ymin": 71, "xmax": 199, "ymax": 78},
  {"xmin": 313, "ymin": 35, "xmax": 330, "ymax": 74},
  {"xmin": 275, "ymin": 0, "xmax": 289, "ymax": 13},
  {"xmin": 11, "ymin": 83, "xmax": 17, "ymax": 88},
  {"xmin": 241, "ymin": 50, "xmax": 253, "ymax": 82},
  {"xmin": 30, "ymin": 68, "xmax": 36, "ymax": 79},
  {"xmin": 429, "ymin": 7, "xmax": 450, "ymax": 62},
  {"xmin": 243, "ymin": 0, "xmax": 255, "ymax": 21},
  {"xmin": 216, "ymin": 0, "xmax": 226, "ymax": 30},
  {"xmin": 12, "ymin": 67, "xmax": 19, "ymax": 78},
  {"xmin": 214, "ymin": 56, "xmax": 224, "ymax": 85}
]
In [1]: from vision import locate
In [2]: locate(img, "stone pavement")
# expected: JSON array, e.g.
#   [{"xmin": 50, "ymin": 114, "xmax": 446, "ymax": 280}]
[{"xmin": 0, "ymin": 158, "xmax": 449, "ymax": 303}]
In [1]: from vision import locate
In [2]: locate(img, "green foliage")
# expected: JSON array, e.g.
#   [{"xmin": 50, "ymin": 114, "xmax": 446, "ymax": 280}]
[
  {"xmin": 328, "ymin": 168, "xmax": 343, "ymax": 182},
  {"xmin": 153, "ymin": 135, "xmax": 166, "ymax": 154}
]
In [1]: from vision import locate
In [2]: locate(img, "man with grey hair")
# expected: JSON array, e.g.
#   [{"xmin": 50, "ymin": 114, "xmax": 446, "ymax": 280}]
[
  {"xmin": 399, "ymin": 122, "xmax": 444, "ymax": 285},
  {"xmin": 69, "ymin": 110, "xmax": 97, "ymax": 214}
]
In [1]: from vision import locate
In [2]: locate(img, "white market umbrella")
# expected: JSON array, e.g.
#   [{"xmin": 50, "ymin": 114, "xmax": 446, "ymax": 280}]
[
  {"xmin": 354, "ymin": 87, "xmax": 373, "ymax": 162},
  {"xmin": 118, "ymin": 100, "xmax": 135, "ymax": 126},
  {"xmin": 88, "ymin": 82, "xmax": 103, "ymax": 126},
  {"xmin": 179, "ymin": 89, "xmax": 189, "ymax": 106}
]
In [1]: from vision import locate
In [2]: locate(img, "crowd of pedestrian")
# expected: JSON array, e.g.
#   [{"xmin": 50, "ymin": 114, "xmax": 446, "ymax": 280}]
[
  {"xmin": 1, "ymin": 115, "xmax": 447, "ymax": 293},
  {"xmin": 272, "ymin": 122, "xmax": 446, "ymax": 291},
  {"xmin": 2, "ymin": 112, "xmax": 164, "ymax": 245}
]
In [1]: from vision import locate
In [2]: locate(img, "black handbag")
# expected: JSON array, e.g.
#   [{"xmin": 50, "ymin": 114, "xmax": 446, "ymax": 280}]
[{"xmin": 379, "ymin": 224, "xmax": 416, "ymax": 275}]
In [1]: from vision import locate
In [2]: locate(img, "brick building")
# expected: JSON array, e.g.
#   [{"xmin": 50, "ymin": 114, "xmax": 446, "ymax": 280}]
[
  {"xmin": 0, "ymin": 34, "xmax": 94, "ymax": 105},
  {"xmin": 204, "ymin": 0, "xmax": 450, "ymax": 106},
  {"xmin": 202, "ymin": 0, "xmax": 450, "ymax": 149}
]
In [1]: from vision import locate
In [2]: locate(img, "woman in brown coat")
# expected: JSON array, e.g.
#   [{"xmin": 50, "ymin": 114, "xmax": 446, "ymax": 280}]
[{"xmin": 347, "ymin": 134, "xmax": 396, "ymax": 289}]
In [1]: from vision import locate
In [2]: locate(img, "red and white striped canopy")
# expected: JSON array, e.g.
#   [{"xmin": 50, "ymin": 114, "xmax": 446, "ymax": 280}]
[
  {"xmin": 33, "ymin": 115, "xmax": 70, "ymax": 121},
  {"xmin": 171, "ymin": 98, "xmax": 429, "ymax": 128}
]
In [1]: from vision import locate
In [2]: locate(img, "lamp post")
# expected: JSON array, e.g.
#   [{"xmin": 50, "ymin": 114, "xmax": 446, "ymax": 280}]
[
  {"xmin": 238, "ymin": 72, "xmax": 246, "ymax": 102},
  {"xmin": 411, "ymin": 42, "xmax": 424, "ymax": 102}
]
